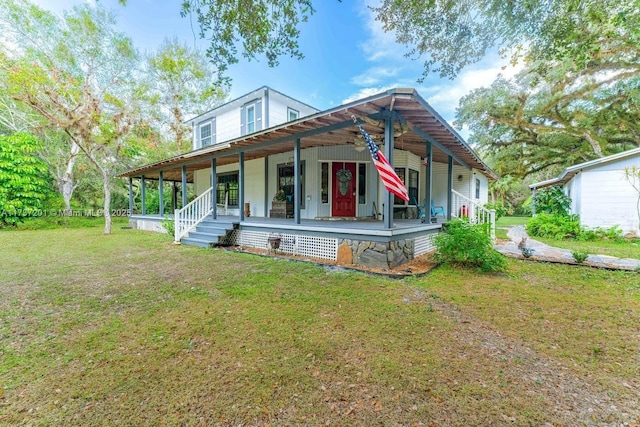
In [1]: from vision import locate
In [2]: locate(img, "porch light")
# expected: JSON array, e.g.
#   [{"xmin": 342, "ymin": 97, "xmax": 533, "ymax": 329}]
[{"xmin": 353, "ymin": 137, "xmax": 366, "ymax": 152}]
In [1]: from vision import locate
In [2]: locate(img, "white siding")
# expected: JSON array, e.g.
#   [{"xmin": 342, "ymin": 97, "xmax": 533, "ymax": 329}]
[
  {"xmin": 215, "ymin": 108, "xmax": 242, "ymax": 144},
  {"xmin": 579, "ymin": 169, "xmax": 639, "ymax": 234},
  {"xmin": 191, "ymin": 87, "xmax": 319, "ymax": 150},
  {"xmin": 268, "ymin": 91, "xmax": 318, "ymax": 125}
]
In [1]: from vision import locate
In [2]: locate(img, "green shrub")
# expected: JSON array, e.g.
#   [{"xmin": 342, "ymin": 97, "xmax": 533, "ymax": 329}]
[
  {"xmin": 483, "ymin": 202, "xmax": 508, "ymax": 221},
  {"xmin": 577, "ymin": 225, "xmax": 623, "ymax": 242},
  {"xmin": 435, "ymin": 218, "xmax": 507, "ymax": 272},
  {"xmin": 161, "ymin": 216, "xmax": 175, "ymax": 237},
  {"xmin": 572, "ymin": 250, "xmax": 589, "ymax": 264},
  {"xmin": 534, "ymin": 186, "xmax": 571, "ymax": 216},
  {"xmin": 526, "ymin": 213, "xmax": 581, "ymax": 239}
]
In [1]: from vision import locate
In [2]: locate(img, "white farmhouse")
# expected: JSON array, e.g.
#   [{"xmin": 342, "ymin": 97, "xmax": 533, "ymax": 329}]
[{"xmin": 119, "ymin": 87, "xmax": 498, "ymax": 269}]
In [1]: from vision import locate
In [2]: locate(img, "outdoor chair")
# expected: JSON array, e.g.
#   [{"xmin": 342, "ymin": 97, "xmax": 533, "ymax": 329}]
[{"xmin": 431, "ymin": 200, "xmax": 445, "ymax": 218}]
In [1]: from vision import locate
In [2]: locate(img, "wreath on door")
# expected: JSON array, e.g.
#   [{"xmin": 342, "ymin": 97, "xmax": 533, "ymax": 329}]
[{"xmin": 336, "ymin": 168, "xmax": 353, "ymax": 196}]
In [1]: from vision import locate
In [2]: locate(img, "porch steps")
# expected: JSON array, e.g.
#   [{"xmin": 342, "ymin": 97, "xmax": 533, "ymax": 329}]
[{"xmin": 180, "ymin": 216, "xmax": 237, "ymax": 248}]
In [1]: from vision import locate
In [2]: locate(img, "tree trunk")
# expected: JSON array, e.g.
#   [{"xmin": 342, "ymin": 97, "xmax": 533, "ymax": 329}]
[
  {"xmin": 57, "ymin": 141, "xmax": 80, "ymax": 212},
  {"xmin": 102, "ymin": 169, "xmax": 112, "ymax": 234}
]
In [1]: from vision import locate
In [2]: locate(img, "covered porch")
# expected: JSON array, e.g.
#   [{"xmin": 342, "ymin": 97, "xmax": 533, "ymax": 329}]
[{"xmin": 119, "ymin": 88, "xmax": 497, "ymax": 269}]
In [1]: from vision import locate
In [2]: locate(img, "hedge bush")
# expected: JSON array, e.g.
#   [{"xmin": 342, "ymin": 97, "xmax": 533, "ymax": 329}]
[{"xmin": 435, "ymin": 218, "xmax": 507, "ymax": 272}]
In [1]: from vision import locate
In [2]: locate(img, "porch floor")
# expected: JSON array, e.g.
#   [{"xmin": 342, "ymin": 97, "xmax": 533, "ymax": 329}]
[{"xmin": 131, "ymin": 214, "xmax": 445, "ymax": 238}]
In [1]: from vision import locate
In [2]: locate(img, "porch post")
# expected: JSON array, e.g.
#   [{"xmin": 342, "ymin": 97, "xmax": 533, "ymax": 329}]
[
  {"xmin": 264, "ymin": 157, "xmax": 269, "ymax": 218},
  {"xmin": 447, "ymin": 156, "xmax": 453, "ymax": 220},
  {"xmin": 158, "ymin": 171, "xmax": 164, "ymax": 216},
  {"xmin": 425, "ymin": 141, "xmax": 432, "ymax": 224},
  {"xmin": 181, "ymin": 165, "xmax": 187, "ymax": 208},
  {"xmin": 172, "ymin": 181, "xmax": 177, "ymax": 211},
  {"xmin": 294, "ymin": 138, "xmax": 301, "ymax": 224},
  {"xmin": 211, "ymin": 158, "xmax": 217, "ymax": 219},
  {"xmin": 239, "ymin": 152, "xmax": 245, "ymax": 221},
  {"xmin": 141, "ymin": 175, "xmax": 146, "ymax": 216},
  {"xmin": 128, "ymin": 178, "xmax": 133, "ymax": 215},
  {"xmin": 384, "ymin": 114, "xmax": 394, "ymax": 229}
]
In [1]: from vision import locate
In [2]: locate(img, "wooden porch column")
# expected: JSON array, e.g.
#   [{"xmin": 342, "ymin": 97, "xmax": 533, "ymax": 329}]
[
  {"xmin": 384, "ymin": 114, "xmax": 394, "ymax": 229},
  {"xmin": 425, "ymin": 141, "xmax": 432, "ymax": 224},
  {"xmin": 239, "ymin": 152, "xmax": 245, "ymax": 221},
  {"xmin": 447, "ymin": 156, "xmax": 453, "ymax": 220},
  {"xmin": 264, "ymin": 157, "xmax": 269, "ymax": 218},
  {"xmin": 172, "ymin": 181, "xmax": 177, "ymax": 212},
  {"xmin": 294, "ymin": 138, "xmax": 301, "ymax": 224},
  {"xmin": 141, "ymin": 175, "xmax": 146, "ymax": 215},
  {"xmin": 158, "ymin": 171, "xmax": 164, "ymax": 216},
  {"xmin": 211, "ymin": 158, "xmax": 217, "ymax": 219},
  {"xmin": 128, "ymin": 178, "xmax": 134, "ymax": 215},
  {"xmin": 181, "ymin": 165, "xmax": 187, "ymax": 208}
]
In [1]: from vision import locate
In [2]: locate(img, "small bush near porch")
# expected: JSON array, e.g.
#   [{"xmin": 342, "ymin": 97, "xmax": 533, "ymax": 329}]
[{"xmin": 1, "ymin": 227, "xmax": 639, "ymax": 425}]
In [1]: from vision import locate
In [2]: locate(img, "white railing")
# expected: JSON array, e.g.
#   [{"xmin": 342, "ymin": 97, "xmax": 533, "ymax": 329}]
[
  {"xmin": 451, "ymin": 189, "xmax": 496, "ymax": 240},
  {"xmin": 174, "ymin": 187, "xmax": 213, "ymax": 242}
]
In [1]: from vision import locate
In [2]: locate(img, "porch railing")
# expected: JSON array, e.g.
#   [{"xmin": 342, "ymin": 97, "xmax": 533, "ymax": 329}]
[
  {"xmin": 450, "ymin": 189, "xmax": 496, "ymax": 240},
  {"xmin": 174, "ymin": 187, "xmax": 213, "ymax": 242}
]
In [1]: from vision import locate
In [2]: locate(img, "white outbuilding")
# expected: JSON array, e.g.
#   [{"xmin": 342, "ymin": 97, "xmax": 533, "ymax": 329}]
[{"xmin": 530, "ymin": 147, "xmax": 640, "ymax": 236}]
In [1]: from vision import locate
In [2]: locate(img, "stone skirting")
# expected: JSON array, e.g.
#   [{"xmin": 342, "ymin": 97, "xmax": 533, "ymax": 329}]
[{"xmin": 337, "ymin": 238, "xmax": 416, "ymax": 270}]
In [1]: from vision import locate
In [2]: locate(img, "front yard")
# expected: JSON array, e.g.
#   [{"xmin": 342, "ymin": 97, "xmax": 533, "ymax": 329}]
[{"xmin": 1, "ymin": 226, "xmax": 639, "ymax": 425}]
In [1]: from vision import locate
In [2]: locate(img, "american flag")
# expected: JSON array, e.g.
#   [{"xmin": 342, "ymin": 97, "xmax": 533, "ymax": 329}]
[{"xmin": 353, "ymin": 117, "xmax": 409, "ymax": 202}]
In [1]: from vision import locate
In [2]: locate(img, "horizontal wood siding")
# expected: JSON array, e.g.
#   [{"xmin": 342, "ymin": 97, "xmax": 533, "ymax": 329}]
[{"xmin": 215, "ymin": 108, "xmax": 242, "ymax": 144}]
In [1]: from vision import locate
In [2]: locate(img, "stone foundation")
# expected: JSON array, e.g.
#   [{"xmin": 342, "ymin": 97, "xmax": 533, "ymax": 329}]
[{"xmin": 338, "ymin": 238, "xmax": 415, "ymax": 270}]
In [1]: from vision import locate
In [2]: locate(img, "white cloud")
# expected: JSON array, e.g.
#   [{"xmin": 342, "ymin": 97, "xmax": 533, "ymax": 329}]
[
  {"xmin": 350, "ymin": 66, "xmax": 402, "ymax": 86},
  {"xmin": 424, "ymin": 60, "xmax": 522, "ymax": 120},
  {"xmin": 356, "ymin": 0, "xmax": 406, "ymax": 63},
  {"xmin": 342, "ymin": 85, "xmax": 397, "ymax": 104}
]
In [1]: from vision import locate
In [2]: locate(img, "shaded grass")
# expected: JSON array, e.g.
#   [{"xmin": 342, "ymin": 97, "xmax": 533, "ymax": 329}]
[
  {"xmin": 1, "ymin": 227, "xmax": 639, "ymax": 425},
  {"xmin": 495, "ymin": 216, "xmax": 530, "ymax": 228}
]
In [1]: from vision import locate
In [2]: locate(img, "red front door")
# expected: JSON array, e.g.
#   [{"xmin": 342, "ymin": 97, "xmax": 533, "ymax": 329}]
[{"xmin": 332, "ymin": 162, "xmax": 356, "ymax": 217}]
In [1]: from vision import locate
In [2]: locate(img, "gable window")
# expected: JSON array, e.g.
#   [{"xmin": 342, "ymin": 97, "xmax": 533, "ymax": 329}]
[
  {"xmin": 199, "ymin": 123, "xmax": 212, "ymax": 147},
  {"xmin": 475, "ymin": 178, "xmax": 480, "ymax": 199},
  {"xmin": 217, "ymin": 172, "xmax": 238, "ymax": 207},
  {"xmin": 246, "ymin": 104, "xmax": 256, "ymax": 134},
  {"xmin": 278, "ymin": 161, "xmax": 305, "ymax": 209},
  {"xmin": 288, "ymin": 107, "xmax": 299, "ymax": 121}
]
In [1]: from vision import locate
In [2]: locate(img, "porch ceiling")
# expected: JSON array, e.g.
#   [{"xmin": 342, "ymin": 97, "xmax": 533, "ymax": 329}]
[{"xmin": 119, "ymin": 88, "xmax": 498, "ymax": 182}]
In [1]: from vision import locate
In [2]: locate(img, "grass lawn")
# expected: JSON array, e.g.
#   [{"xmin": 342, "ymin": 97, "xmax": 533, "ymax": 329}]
[
  {"xmin": 533, "ymin": 236, "xmax": 640, "ymax": 259},
  {"xmin": 1, "ymin": 225, "xmax": 639, "ymax": 425},
  {"xmin": 495, "ymin": 216, "xmax": 530, "ymax": 228}
]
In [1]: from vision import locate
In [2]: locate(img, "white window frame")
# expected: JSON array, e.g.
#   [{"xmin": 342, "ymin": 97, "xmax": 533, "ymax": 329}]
[
  {"xmin": 246, "ymin": 104, "xmax": 256, "ymax": 134},
  {"xmin": 287, "ymin": 107, "xmax": 299, "ymax": 121},
  {"xmin": 199, "ymin": 122, "xmax": 212, "ymax": 147}
]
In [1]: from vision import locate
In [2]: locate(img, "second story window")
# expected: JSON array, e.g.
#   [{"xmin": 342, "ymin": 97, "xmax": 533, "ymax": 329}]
[
  {"xmin": 288, "ymin": 107, "xmax": 299, "ymax": 121},
  {"xmin": 246, "ymin": 104, "xmax": 256, "ymax": 134},
  {"xmin": 199, "ymin": 123, "xmax": 211, "ymax": 147}
]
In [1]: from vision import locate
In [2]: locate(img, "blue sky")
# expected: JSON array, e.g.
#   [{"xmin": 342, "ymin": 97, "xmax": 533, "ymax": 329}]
[{"xmin": 33, "ymin": 0, "xmax": 519, "ymax": 134}]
